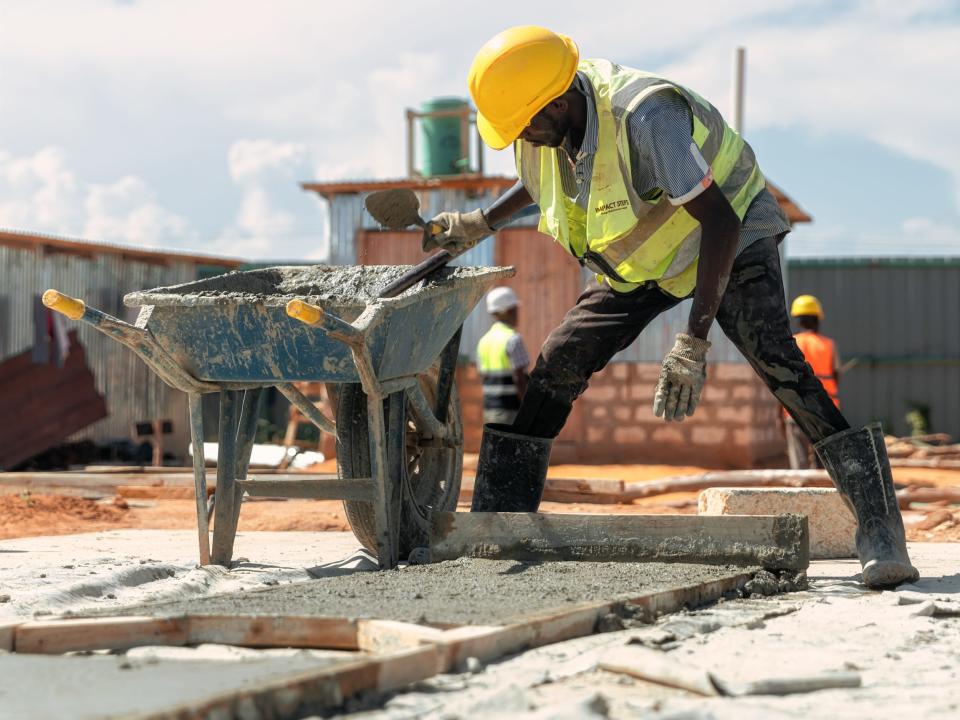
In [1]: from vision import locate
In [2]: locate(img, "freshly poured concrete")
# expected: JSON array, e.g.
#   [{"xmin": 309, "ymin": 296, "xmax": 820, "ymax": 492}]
[
  {"xmin": 132, "ymin": 265, "xmax": 499, "ymax": 305},
  {"xmin": 103, "ymin": 558, "xmax": 750, "ymax": 627}
]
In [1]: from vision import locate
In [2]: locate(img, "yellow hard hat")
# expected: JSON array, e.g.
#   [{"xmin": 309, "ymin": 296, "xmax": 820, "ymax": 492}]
[
  {"xmin": 468, "ymin": 25, "xmax": 579, "ymax": 150},
  {"xmin": 790, "ymin": 294, "xmax": 824, "ymax": 319}
]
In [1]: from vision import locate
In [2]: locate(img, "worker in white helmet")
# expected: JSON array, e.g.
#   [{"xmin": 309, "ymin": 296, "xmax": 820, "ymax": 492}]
[{"xmin": 476, "ymin": 287, "xmax": 530, "ymax": 426}]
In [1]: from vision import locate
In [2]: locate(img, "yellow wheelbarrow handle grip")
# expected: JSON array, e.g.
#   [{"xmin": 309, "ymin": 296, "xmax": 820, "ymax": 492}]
[
  {"xmin": 286, "ymin": 299, "xmax": 324, "ymax": 326},
  {"xmin": 42, "ymin": 289, "xmax": 86, "ymax": 320}
]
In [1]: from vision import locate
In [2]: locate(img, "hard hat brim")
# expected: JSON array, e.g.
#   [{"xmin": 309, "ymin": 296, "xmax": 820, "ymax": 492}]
[{"xmin": 477, "ymin": 111, "xmax": 522, "ymax": 151}]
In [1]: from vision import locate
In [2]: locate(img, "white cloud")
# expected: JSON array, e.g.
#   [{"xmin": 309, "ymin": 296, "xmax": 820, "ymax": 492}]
[
  {"xmin": 0, "ymin": 146, "xmax": 195, "ymax": 249},
  {"xmin": 0, "ymin": 1, "xmax": 956, "ymax": 258},
  {"xmin": 83, "ymin": 175, "xmax": 195, "ymax": 248},
  {"xmin": 215, "ymin": 139, "xmax": 324, "ymax": 258}
]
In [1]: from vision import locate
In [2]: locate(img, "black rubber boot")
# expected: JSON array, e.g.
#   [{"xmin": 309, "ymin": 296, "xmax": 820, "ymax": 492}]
[
  {"xmin": 815, "ymin": 423, "xmax": 920, "ymax": 588},
  {"xmin": 470, "ymin": 423, "xmax": 553, "ymax": 512}
]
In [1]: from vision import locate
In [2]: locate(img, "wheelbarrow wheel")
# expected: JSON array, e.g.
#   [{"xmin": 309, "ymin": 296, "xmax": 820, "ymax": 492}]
[{"xmin": 337, "ymin": 366, "xmax": 463, "ymax": 558}]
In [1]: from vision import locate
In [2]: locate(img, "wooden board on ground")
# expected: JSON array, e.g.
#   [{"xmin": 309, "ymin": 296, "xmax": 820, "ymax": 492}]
[
  {"xmin": 460, "ymin": 474, "xmax": 629, "ymax": 504},
  {"xmin": 430, "ymin": 511, "xmax": 810, "ymax": 571}
]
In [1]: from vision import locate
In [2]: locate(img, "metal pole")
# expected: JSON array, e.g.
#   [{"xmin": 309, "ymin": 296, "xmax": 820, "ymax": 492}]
[
  {"xmin": 459, "ymin": 108, "xmax": 470, "ymax": 174},
  {"xmin": 406, "ymin": 109, "xmax": 416, "ymax": 177},
  {"xmin": 732, "ymin": 47, "xmax": 746, "ymax": 135},
  {"xmin": 475, "ymin": 114, "xmax": 484, "ymax": 176},
  {"xmin": 188, "ymin": 393, "xmax": 210, "ymax": 566}
]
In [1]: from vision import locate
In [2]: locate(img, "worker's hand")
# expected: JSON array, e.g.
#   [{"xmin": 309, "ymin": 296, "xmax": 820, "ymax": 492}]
[
  {"xmin": 653, "ymin": 333, "xmax": 711, "ymax": 422},
  {"xmin": 422, "ymin": 209, "xmax": 493, "ymax": 255}
]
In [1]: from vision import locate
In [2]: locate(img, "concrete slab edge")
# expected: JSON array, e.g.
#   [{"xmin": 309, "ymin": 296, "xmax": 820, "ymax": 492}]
[{"xmin": 3, "ymin": 568, "xmax": 753, "ymax": 717}]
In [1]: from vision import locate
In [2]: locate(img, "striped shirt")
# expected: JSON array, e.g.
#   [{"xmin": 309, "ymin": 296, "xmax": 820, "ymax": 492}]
[
  {"xmin": 560, "ymin": 72, "xmax": 791, "ymax": 255},
  {"xmin": 504, "ymin": 333, "xmax": 530, "ymax": 371}
]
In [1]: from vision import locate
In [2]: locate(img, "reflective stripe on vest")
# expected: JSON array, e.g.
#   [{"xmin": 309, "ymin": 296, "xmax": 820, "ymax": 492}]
[
  {"xmin": 795, "ymin": 331, "xmax": 839, "ymax": 408},
  {"xmin": 477, "ymin": 322, "xmax": 519, "ymax": 408},
  {"xmin": 515, "ymin": 58, "xmax": 767, "ymax": 298}
]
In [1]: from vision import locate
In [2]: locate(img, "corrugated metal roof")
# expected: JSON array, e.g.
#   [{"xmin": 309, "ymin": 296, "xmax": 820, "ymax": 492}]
[
  {"xmin": 0, "ymin": 228, "xmax": 242, "ymax": 267},
  {"xmin": 301, "ymin": 174, "xmax": 517, "ymax": 198},
  {"xmin": 303, "ymin": 174, "xmax": 811, "ymax": 224}
]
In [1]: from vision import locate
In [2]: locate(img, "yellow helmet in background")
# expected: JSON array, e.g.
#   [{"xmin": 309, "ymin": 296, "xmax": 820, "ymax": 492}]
[
  {"xmin": 468, "ymin": 25, "xmax": 579, "ymax": 150},
  {"xmin": 790, "ymin": 294, "xmax": 824, "ymax": 319}
]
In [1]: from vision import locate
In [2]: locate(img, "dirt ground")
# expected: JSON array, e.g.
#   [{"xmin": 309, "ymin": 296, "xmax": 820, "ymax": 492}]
[{"xmin": 1, "ymin": 461, "xmax": 958, "ymax": 542}]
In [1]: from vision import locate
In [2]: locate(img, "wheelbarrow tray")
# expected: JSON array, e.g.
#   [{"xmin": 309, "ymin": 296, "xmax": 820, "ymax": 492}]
[{"xmin": 124, "ymin": 265, "xmax": 513, "ymax": 384}]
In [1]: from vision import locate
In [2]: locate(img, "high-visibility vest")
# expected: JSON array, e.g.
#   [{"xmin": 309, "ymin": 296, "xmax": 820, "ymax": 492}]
[
  {"xmin": 477, "ymin": 321, "xmax": 520, "ymax": 410},
  {"xmin": 515, "ymin": 59, "xmax": 767, "ymax": 297},
  {"xmin": 795, "ymin": 331, "xmax": 840, "ymax": 408}
]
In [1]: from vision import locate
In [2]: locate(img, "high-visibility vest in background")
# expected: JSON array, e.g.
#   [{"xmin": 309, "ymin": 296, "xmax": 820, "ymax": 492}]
[
  {"xmin": 795, "ymin": 331, "xmax": 840, "ymax": 408},
  {"xmin": 477, "ymin": 321, "xmax": 521, "ymax": 410},
  {"xmin": 515, "ymin": 59, "xmax": 767, "ymax": 297}
]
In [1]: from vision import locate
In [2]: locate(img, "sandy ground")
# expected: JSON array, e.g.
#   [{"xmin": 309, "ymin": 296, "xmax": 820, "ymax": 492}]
[{"xmin": 2, "ymin": 461, "xmax": 957, "ymax": 542}]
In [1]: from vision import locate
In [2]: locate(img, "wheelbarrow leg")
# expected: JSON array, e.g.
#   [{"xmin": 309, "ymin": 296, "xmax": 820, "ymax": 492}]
[
  {"xmin": 366, "ymin": 391, "xmax": 403, "ymax": 570},
  {"xmin": 211, "ymin": 390, "xmax": 241, "ymax": 566},
  {"xmin": 229, "ymin": 388, "xmax": 263, "ymax": 533},
  {"xmin": 435, "ymin": 326, "xmax": 462, "ymax": 424},
  {"xmin": 188, "ymin": 393, "xmax": 210, "ymax": 566}
]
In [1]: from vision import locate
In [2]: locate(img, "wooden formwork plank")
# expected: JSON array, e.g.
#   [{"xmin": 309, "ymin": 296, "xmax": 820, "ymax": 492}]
[
  {"xmin": 186, "ymin": 615, "xmax": 359, "ymax": 650},
  {"xmin": 15, "ymin": 616, "xmax": 188, "ymax": 654},
  {"xmin": 427, "ymin": 568, "xmax": 752, "ymax": 673},
  {"xmin": 356, "ymin": 619, "xmax": 447, "ymax": 656},
  {"xmin": 0, "ymin": 622, "xmax": 21, "ymax": 652},
  {"xmin": 430, "ymin": 511, "xmax": 810, "ymax": 571},
  {"xmin": 459, "ymin": 474, "xmax": 628, "ymax": 504},
  {"xmin": 623, "ymin": 571, "xmax": 754, "ymax": 623},
  {"xmin": 148, "ymin": 645, "xmax": 440, "ymax": 719}
]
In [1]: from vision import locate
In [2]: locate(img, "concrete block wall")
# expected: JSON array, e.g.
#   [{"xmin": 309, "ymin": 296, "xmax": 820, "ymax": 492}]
[{"xmin": 456, "ymin": 362, "xmax": 787, "ymax": 469}]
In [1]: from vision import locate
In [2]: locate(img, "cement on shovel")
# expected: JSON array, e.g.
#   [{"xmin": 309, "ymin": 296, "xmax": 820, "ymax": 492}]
[
  {"xmin": 93, "ymin": 558, "xmax": 752, "ymax": 627},
  {"xmin": 364, "ymin": 189, "xmax": 426, "ymax": 230}
]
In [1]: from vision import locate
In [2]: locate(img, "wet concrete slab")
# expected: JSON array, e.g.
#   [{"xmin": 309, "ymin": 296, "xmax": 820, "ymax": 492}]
[{"xmin": 95, "ymin": 558, "xmax": 754, "ymax": 627}]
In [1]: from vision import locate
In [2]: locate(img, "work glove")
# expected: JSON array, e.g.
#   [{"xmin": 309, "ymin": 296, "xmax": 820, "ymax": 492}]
[
  {"xmin": 653, "ymin": 333, "xmax": 711, "ymax": 422},
  {"xmin": 422, "ymin": 209, "xmax": 493, "ymax": 255}
]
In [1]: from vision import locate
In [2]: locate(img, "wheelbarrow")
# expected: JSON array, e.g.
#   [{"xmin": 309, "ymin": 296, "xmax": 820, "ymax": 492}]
[{"xmin": 43, "ymin": 264, "xmax": 513, "ymax": 570}]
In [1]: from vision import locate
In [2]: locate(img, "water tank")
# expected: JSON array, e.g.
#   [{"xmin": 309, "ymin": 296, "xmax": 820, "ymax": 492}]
[{"xmin": 420, "ymin": 97, "xmax": 470, "ymax": 176}]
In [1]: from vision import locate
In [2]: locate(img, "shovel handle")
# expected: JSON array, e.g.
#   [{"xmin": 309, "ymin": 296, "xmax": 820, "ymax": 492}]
[{"xmin": 378, "ymin": 251, "xmax": 452, "ymax": 299}]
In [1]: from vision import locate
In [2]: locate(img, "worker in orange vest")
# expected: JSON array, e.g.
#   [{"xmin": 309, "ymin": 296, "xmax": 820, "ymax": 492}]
[{"xmin": 785, "ymin": 295, "xmax": 840, "ymax": 469}]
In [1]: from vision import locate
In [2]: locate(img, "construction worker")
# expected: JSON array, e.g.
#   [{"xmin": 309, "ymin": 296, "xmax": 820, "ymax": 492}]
[
  {"xmin": 785, "ymin": 295, "xmax": 841, "ymax": 469},
  {"xmin": 476, "ymin": 287, "xmax": 530, "ymax": 425},
  {"xmin": 422, "ymin": 26, "xmax": 917, "ymax": 587}
]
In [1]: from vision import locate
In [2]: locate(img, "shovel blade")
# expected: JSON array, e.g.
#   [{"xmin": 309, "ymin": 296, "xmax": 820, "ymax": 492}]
[{"xmin": 364, "ymin": 189, "xmax": 424, "ymax": 230}]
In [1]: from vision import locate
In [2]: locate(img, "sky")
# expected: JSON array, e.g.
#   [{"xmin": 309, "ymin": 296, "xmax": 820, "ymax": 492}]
[{"xmin": 0, "ymin": 0, "xmax": 958, "ymax": 261}]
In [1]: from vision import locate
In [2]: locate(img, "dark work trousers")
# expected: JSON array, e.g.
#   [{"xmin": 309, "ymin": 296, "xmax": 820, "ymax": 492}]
[{"xmin": 514, "ymin": 236, "xmax": 850, "ymax": 443}]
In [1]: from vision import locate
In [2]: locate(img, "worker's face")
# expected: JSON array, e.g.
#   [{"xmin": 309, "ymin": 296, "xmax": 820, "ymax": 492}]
[{"xmin": 519, "ymin": 99, "xmax": 570, "ymax": 148}]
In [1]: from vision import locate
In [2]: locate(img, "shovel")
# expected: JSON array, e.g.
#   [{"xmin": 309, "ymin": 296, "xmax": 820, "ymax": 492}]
[{"xmin": 364, "ymin": 189, "xmax": 458, "ymax": 299}]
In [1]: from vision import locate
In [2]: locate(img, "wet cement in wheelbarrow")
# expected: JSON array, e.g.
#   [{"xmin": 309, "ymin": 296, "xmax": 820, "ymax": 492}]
[
  {"xmin": 89, "ymin": 558, "xmax": 751, "ymax": 627},
  {"xmin": 140, "ymin": 265, "xmax": 494, "ymax": 304}
]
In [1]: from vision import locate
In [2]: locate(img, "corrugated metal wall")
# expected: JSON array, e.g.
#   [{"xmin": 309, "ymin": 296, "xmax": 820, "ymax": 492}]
[
  {"xmin": 790, "ymin": 259, "xmax": 960, "ymax": 438},
  {"xmin": 0, "ymin": 245, "xmax": 212, "ymax": 458},
  {"xmin": 326, "ymin": 189, "xmax": 752, "ymax": 364}
]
